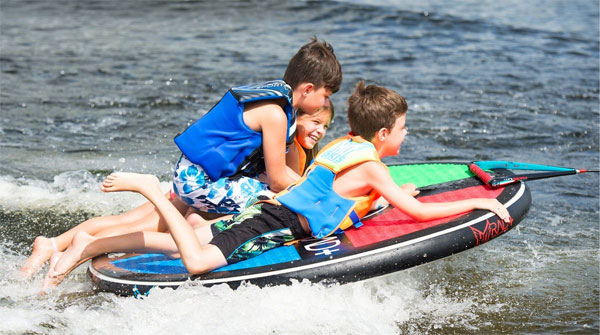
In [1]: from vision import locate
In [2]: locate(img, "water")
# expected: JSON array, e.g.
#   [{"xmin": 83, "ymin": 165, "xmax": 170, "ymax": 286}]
[{"xmin": 1, "ymin": 0, "xmax": 598, "ymax": 333}]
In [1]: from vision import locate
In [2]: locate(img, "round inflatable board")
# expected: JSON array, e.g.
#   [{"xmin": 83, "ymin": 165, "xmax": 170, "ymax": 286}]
[{"xmin": 89, "ymin": 162, "xmax": 531, "ymax": 296}]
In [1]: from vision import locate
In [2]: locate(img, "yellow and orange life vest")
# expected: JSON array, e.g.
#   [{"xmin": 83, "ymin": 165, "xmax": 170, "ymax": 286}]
[{"xmin": 276, "ymin": 135, "xmax": 384, "ymax": 238}]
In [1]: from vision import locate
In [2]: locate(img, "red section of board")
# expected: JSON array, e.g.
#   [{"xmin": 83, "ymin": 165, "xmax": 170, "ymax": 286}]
[{"xmin": 345, "ymin": 185, "xmax": 503, "ymax": 247}]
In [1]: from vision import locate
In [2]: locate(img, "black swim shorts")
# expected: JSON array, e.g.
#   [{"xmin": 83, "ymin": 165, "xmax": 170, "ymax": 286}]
[{"xmin": 209, "ymin": 202, "xmax": 308, "ymax": 264}]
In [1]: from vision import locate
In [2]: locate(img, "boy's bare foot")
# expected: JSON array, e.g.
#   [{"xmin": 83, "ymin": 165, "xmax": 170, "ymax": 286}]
[
  {"xmin": 41, "ymin": 232, "xmax": 95, "ymax": 291},
  {"xmin": 100, "ymin": 172, "xmax": 162, "ymax": 195},
  {"xmin": 20, "ymin": 236, "xmax": 57, "ymax": 279}
]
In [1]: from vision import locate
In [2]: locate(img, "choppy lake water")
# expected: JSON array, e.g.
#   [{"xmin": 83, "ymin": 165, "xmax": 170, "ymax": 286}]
[{"xmin": 1, "ymin": 0, "xmax": 598, "ymax": 334}]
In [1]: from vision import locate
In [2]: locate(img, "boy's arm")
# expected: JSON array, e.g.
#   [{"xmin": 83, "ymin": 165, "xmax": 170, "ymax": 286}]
[
  {"xmin": 285, "ymin": 142, "xmax": 301, "ymax": 175},
  {"xmin": 364, "ymin": 162, "xmax": 511, "ymax": 222},
  {"xmin": 369, "ymin": 183, "xmax": 418, "ymax": 210},
  {"xmin": 258, "ymin": 106, "xmax": 300, "ymax": 192}
]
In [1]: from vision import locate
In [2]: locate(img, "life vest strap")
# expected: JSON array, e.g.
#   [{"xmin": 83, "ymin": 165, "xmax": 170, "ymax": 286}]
[{"xmin": 349, "ymin": 211, "xmax": 363, "ymax": 229}]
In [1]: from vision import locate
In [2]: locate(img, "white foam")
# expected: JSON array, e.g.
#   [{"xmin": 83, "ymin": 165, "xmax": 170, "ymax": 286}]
[
  {"xmin": 0, "ymin": 237, "xmax": 533, "ymax": 335},
  {"xmin": 0, "ymin": 306, "xmax": 55, "ymax": 334},
  {"xmin": 40, "ymin": 277, "xmax": 418, "ymax": 334},
  {"xmin": 0, "ymin": 172, "xmax": 171, "ymax": 215}
]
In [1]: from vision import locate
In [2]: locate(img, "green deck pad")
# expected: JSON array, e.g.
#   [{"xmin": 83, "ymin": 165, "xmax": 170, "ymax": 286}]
[{"xmin": 388, "ymin": 163, "xmax": 474, "ymax": 187}]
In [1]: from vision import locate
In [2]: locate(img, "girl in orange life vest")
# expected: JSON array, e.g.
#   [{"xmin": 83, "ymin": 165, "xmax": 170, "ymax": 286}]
[
  {"xmin": 286, "ymin": 104, "xmax": 334, "ymax": 176},
  {"xmin": 41, "ymin": 82, "xmax": 511, "ymax": 286}
]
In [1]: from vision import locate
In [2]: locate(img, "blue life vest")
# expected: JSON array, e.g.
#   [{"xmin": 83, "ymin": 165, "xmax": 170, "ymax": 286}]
[
  {"xmin": 174, "ymin": 80, "xmax": 296, "ymax": 181},
  {"xmin": 275, "ymin": 136, "xmax": 382, "ymax": 238}
]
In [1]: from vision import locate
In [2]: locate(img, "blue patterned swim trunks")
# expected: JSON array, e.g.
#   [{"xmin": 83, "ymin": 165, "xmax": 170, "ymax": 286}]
[{"xmin": 172, "ymin": 155, "xmax": 272, "ymax": 214}]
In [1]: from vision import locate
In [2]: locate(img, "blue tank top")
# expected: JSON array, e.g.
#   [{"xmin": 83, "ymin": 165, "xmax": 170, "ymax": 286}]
[{"xmin": 174, "ymin": 80, "xmax": 296, "ymax": 181}]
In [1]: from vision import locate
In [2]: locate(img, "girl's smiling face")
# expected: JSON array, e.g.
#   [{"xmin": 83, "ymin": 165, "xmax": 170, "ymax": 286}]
[{"xmin": 296, "ymin": 107, "xmax": 332, "ymax": 149}]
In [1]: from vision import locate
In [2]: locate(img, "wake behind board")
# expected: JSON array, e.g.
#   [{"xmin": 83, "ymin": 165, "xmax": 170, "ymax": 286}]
[{"xmin": 89, "ymin": 162, "xmax": 531, "ymax": 296}]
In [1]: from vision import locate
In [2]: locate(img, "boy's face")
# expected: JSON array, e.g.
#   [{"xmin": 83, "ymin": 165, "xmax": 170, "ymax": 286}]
[
  {"xmin": 380, "ymin": 114, "xmax": 407, "ymax": 158},
  {"xmin": 297, "ymin": 85, "xmax": 332, "ymax": 114}
]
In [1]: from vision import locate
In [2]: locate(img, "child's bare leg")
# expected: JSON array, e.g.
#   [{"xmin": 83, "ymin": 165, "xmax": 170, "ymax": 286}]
[
  {"xmin": 42, "ymin": 230, "xmax": 178, "ymax": 290},
  {"xmin": 19, "ymin": 236, "xmax": 56, "ymax": 279},
  {"xmin": 43, "ymin": 225, "xmax": 225, "ymax": 290},
  {"xmin": 20, "ymin": 193, "xmax": 185, "ymax": 278},
  {"xmin": 99, "ymin": 172, "xmax": 162, "ymax": 194},
  {"xmin": 43, "ymin": 250, "xmax": 63, "ymax": 281},
  {"xmin": 21, "ymin": 169, "xmax": 195, "ymax": 279},
  {"xmin": 101, "ymin": 172, "xmax": 227, "ymax": 274},
  {"xmin": 20, "ymin": 196, "xmax": 158, "ymax": 278},
  {"xmin": 94, "ymin": 197, "xmax": 190, "ymax": 238},
  {"xmin": 60, "ymin": 201, "xmax": 159, "ymax": 248},
  {"xmin": 185, "ymin": 211, "xmax": 232, "ymax": 229}
]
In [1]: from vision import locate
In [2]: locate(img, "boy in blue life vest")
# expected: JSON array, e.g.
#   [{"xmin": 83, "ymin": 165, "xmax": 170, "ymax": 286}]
[
  {"xmin": 42, "ymin": 82, "xmax": 512, "ymax": 287},
  {"xmin": 172, "ymin": 38, "xmax": 342, "ymax": 215},
  {"xmin": 22, "ymin": 38, "xmax": 341, "ymax": 281}
]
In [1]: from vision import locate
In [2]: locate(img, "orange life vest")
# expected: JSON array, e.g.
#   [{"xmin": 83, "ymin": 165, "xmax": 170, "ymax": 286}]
[{"xmin": 276, "ymin": 135, "xmax": 383, "ymax": 238}]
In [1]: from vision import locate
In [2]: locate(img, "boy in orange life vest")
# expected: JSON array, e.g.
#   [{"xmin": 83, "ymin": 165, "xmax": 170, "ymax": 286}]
[{"xmin": 42, "ymin": 82, "xmax": 512, "ymax": 286}]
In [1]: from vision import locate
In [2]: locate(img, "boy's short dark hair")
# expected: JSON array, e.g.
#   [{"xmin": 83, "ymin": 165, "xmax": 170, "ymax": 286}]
[
  {"xmin": 283, "ymin": 37, "xmax": 342, "ymax": 93},
  {"xmin": 347, "ymin": 81, "xmax": 408, "ymax": 140}
]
